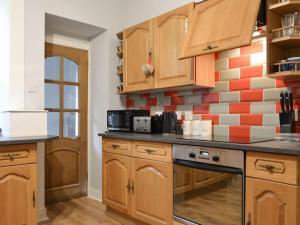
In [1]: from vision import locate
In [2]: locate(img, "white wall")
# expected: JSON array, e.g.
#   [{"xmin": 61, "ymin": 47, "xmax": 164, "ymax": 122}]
[{"xmin": 125, "ymin": 0, "xmax": 200, "ymax": 27}]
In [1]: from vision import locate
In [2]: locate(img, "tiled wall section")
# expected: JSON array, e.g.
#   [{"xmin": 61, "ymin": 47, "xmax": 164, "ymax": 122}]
[{"xmin": 123, "ymin": 38, "xmax": 300, "ymax": 142}]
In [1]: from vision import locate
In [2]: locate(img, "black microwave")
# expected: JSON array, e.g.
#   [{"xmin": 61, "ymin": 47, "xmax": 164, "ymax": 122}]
[{"xmin": 107, "ymin": 110, "xmax": 150, "ymax": 132}]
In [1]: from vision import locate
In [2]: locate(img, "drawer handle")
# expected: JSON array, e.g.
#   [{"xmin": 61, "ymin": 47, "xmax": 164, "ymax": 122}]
[
  {"xmin": 203, "ymin": 45, "xmax": 218, "ymax": 51},
  {"xmin": 111, "ymin": 144, "xmax": 120, "ymax": 149},
  {"xmin": 1, "ymin": 153, "xmax": 21, "ymax": 161},
  {"xmin": 145, "ymin": 149, "xmax": 155, "ymax": 154},
  {"xmin": 260, "ymin": 164, "xmax": 275, "ymax": 172}
]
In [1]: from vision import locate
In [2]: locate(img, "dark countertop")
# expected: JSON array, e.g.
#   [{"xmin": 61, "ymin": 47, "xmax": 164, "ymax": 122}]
[
  {"xmin": 0, "ymin": 135, "xmax": 58, "ymax": 146},
  {"xmin": 99, "ymin": 132, "xmax": 300, "ymax": 156}
]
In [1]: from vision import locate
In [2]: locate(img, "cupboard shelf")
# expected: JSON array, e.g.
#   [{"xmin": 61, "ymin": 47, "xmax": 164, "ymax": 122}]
[
  {"xmin": 268, "ymin": 71, "xmax": 300, "ymax": 79},
  {"xmin": 269, "ymin": 1, "xmax": 300, "ymax": 14},
  {"xmin": 271, "ymin": 36, "xmax": 300, "ymax": 47}
]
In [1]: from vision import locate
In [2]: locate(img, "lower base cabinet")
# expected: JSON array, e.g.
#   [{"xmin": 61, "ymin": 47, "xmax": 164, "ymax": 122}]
[
  {"xmin": 102, "ymin": 139, "xmax": 173, "ymax": 225},
  {"xmin": 246, "ymin": 177, "xmax": 299, "ymax": 225}
]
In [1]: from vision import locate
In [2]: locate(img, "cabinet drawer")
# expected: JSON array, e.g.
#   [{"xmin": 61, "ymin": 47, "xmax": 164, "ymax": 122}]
[
  {"xmin": 132, "ymin": 141, "xmax": 172, "ymax": 163},
  {"xmin": 246, "ymin": 152, "xmax": 300, "ymax": 185},
  {"xmin": 103, "ymin": 138, "xmax": 131, "ymax": 156},
  {"xmin": 0, "ymin": 144, "xmax": 37, "ymax": 167}
]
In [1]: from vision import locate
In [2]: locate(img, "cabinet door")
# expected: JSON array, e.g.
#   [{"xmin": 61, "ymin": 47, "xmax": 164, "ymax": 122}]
[
  {"xmin": 124, "ymin": 20, "xmax": 154, "ymax": 92},
  {"xmin": 102, "ymin": 153, "xmax": 131, "ymax": 214},
  {"xmin": 131, "ymin": 158, "xmax": 172, "ymax": 225},
  {"xmin": 154, "ymin": 3, "xmax": 194, "ymax": 88},
  {"xmin": 246, "ymin": 177, "xmax": 298, "ymax": 225},
  {"xmin": 180, "ymin": 0, "xmax": 261, "ymax": 58},
  {"xmin": 174, "ymin": 165, "xmax": 193, "ymax": 195},
  {"xmin": 0, "ymin": 164, "xmax": 37, "ymax": 225}
]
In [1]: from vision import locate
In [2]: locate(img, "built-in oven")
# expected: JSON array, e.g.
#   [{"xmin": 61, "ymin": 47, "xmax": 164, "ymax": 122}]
[{"xmin": 173, "ymin": 144, "xmax": 244, "ymax": 225}]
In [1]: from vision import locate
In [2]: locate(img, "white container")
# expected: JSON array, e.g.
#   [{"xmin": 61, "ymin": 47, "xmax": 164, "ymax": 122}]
[
  {"xmin": 192, "ymin": 120, "xmax": 212, "ymax": 137},
  {"xmin": 183, "ymin": 120, "xmax": 192, "ymax": 136}
]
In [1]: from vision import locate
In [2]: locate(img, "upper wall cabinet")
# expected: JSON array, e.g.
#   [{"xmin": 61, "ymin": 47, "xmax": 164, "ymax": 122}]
[
  {"xmin": 179, "ymin": 0, "xmax": 261, "ymax": 59},
  {"xmin": 154, "ymin": 3, "xmax": 194, "ymax": 89},
  {"xmin": 124, "ymin": 20, "xmax": 154, "ymax": 92}
]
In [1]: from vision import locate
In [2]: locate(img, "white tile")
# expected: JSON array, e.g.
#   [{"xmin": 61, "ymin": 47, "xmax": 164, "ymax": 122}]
[{"xmin": 220, "ymin": 114, "xmax": 240, "ymax": 125}]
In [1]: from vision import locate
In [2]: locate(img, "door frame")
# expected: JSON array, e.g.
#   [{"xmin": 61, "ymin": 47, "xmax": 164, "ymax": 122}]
[{"xmin": 45, "ymin": 42, "xmax": 89, "ymax": 203}]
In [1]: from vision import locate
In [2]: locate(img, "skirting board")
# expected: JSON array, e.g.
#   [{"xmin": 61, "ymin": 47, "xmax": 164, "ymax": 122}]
[
  {"xmin": 88, "ymin": 187, "xmax": 102, "ymax": 202},
  {"xmin": 38, "ymin": 207, "xmax": 49, "ymax": 223}
]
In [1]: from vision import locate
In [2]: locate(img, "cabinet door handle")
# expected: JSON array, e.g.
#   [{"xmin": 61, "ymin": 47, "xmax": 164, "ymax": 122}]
[
  {"xmin": 203, "ymin": 45, "xmax": 218, "ymax": 51},
  {"xmin": 126, "ymin": 180, "xmax": 131, "ymax": 193},
  {"xmin": 131, "ymin": 181, "xmax": 134, "ymax": 194},
  {"xmin": 33, "ymin": 191, "xmax": 36, "ymax": 208},
  {"xmin": 260, "ymin": 164, "xmax": 275, "ymax": 172},
  {"xmin": 145, "ymin": 149, "xmax": 155, "ymax": 154},
  {"xmin": 111, "ymin": 144, "xmax": 120, "ymax": 149},
  {"xmin": 246, "ymin": 212, "xmax": 251, "ymax": 225}
]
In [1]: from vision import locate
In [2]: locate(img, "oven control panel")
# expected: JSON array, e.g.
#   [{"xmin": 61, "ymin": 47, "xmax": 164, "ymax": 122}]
[{"xmin": 173, "ymin": 144, "xmax": 244, "ymax": 169}]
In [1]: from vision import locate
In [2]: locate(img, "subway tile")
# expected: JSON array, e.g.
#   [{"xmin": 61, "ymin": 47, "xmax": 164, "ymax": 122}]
[
  {"xmin": 164, "ymin": 91, "xmax": 177, "ymax": 96},
  {"xmin": 210, "ymin": 103, "xmax": 229, "ymax": 114},
  {"xmin": 240, "ymin": 42, "xmax": 263, "ymax": 55},
  {"xmin": 264, "ymin": 88, "xmax": 288, "ymax": 101},
  {"xmin": 215, "ymin": 58, "xmax": 229, "ymax": 71},
  {"xmin": 126, "ymin": 99, "xmax": 135, "ymax": 107},
  {"xmin": 146, "ymin": 97, "xmax": 157, "ymax": 106},
  {"xmin": 202, "ymin": 93, "xmax": 220, "ymax": 104},
  {"xmin": 220, "ymin": 48, "xmax": 240, "ymax": 59},
  {"xmin": 220, "ymin": 114, "xmax": 240, "ymax": 125},
  {"xmin": 263, "ymin": 64, "xmax": 267, "ymax": 76},
  {"xmin": 134, "ymin": 98, "xmax": 147, "ymax": 106},
  {"xmin": 220, "ymin": 69, "xmax": 240, "ymax": 81},
  {"xmin": 230, "ymin": 79, "xmax": 251, "ymax": 91},
  {"xmin": 193, "ymin": 114, "xmax": 201, "ymax": 120},
  {"xmin": 193, "ymin": 104, "xmax": 209, "ymax": 114},
  {"xmin": 250, "ymin": 126, "xmax": 276, "ymax": 139},
  {"xmin": 212, "ymin": 81, "xmax": 229, "ymax": 92},
  {"xmin": 220, "ymin": 92, "xmax": 240, "ymax": 103},
  {"xmin": 177, "ymin": 105, "xmax": 193, "ymax": 113},
  {"xmin": 215, "ymin": 52, "xmax": 220, "ymax": 60},
  {"xmin": 250, "ymin": 101, "xmax": 277, "ymax": 114},
  {"xmin": 184, "ymin": 95, "xmax": 202, "ymax": 105},
  {"xmin": 240, "ymin": 89, "xmax": 263, "ymax": 102},
  {"xmin": 276, "ymin": 79, "xmax": 286, "ymax": 88},
  {"xmin": 177, "ymin": 89, "xmax": 193, "ymax": 96},
  {"xmin": 215, "ymin": 72, "xmax": 220, "ymax": 81},
  {"xmin": 240, "ymin": 65, "xmax": 263, "ymax": 79},
  {"xmin": 164, "ymin": 105, "xmax": 177, "ymax": 112},
  {"xmin": 263, "ymin": 114, "xmax": 280, "ymax": 126},
  {"xmin": 213, "ymin": 125, "xmax": 229, "ymax": 141},
  {"xmin": 250, "ymin": 52, "xmax": 266, "ymax": 66},
  {"xmin": 229, "ymin": 55, "xmax": 250, "ymax": 69},
  {"xmin": 251, "ymin": 77, "xmax": 276, "ymax": 89},
  {"xmin": 202, "ymin": 114, "xmax": 220, "ymax": 125},
  {"xmin": 240, "ymin": 114, "xmax": 263, "ymax": 126},
  {"xmin": 157, "ymin": 96, "xmax": 171, "ymax": 106},
  {"xmin": 140, "ymin": 93, "xmax": 151, "ymax": 98},
  {"xmin": 171, "ymin": 96, "xmax": 184, "ymax": 105},
  {"xmin": 229, "ymin": 126, "xmax": 250, "ymax": 143},
  {"xmin": 229, "ymin": 102, "xmax": 250, "ymax": 114}
]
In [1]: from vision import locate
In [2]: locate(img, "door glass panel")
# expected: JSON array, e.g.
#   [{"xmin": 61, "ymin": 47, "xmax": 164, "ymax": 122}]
[
  {"xmin": 64, "ymin": 58, "xmax": 79, "ymax": 82},
  {"xmin": 45, "ymin": 83, "xmax": 60, "ymax": 109},
  {"xmin": 47, "ymin": 112, "xmax": 60, "ymax": 136},
  {"xmin": 64, "ymin": 112, "xmax": 79, "ymax": 139},
  {"xmin": 45, "ymin": 56, "xmax": 60, "ymax": 80},
  {"xmin": 64, "ymin": 85, "xmax": 79, "ymax": 109}
]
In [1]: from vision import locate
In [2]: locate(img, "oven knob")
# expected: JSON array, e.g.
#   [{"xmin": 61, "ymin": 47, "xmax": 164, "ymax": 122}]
[
  {"xmin": 212, "ymin": 155, "xmax": 220, "ymax": 162},
  {"xmin": 189, "ymin": 153, "xmax": 196, "ymax": 158}
]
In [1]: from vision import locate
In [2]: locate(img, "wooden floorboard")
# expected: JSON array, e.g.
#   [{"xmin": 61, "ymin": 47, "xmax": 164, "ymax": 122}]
[{"xmin": 40, "ymin": 197, "xmax": 121, "ymax": 225}]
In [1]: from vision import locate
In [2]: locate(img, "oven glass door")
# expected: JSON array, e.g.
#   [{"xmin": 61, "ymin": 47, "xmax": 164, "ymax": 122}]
[{"xmin": 174, "ymin": 160, "xmax": 243, "ymax": 225}]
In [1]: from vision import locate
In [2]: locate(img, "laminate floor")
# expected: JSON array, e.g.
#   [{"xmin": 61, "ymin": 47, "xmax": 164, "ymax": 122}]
[{"xmin": 40, "ymin": 197, "xmax": 121, "ymax": 225}]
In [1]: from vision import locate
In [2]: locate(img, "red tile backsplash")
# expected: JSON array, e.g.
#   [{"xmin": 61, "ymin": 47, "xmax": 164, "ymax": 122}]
[
  {"xmin": 201, "ymin": 114, "xmax": 220, "ymax": 125},
  {"xmin": 171, "ymin": 96, "xmax": 184, "ymax": 105},
  {"xmin": 240, "ymin": 114, "xmax": 263, "ymax": 126},
  {"xmin": 229, "ymin": 102, "xmax": 250, "ymax": 114},
  {"xmin": 240, "ymin": 42, "xmax": 263, "ymax": 55},
  {"xmin": 230, "ymin": 79, "xmax": 251, "ymax": 91},
  {"xmin": 193, "ymin": 104, "xmax": 210, "ymax": 114},
  {"xmin": 202, "ymin": 93, "xmax": 220, "ymax": 104},
  {"xmin": 146, "ymin": 97, "xmax": 157, "ymax": 106},
  {"xmin": 240, "ymin": 66, "xmax": 263, "ymax": 79},
  {"xmin": 229, "ymin": 55, "xmax": 250, "ymax": 69},
  {"xmin": 229, "ymin": 126, "xmax": 251, "ymax": 143},
  {"xmin": 240, "ymin": 90, "xmax": 263, "ymax": 102}
]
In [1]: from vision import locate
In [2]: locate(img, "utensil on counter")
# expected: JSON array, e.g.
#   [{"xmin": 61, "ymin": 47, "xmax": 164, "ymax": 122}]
[{"xmin": 279, "ymin": 91, "xmax": 296, "ymax": 133}]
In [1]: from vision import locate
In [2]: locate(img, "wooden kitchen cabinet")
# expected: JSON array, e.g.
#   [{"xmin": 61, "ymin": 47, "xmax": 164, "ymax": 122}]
[
  {"xmin": 246, "ymin": 152, "xmax": 300, "ymax": 225},
  {"xmin": 180, "ymin": 0, "xmax": 261, "ymax": 59},
  {"xmin": 131, "ymin": 158, "xmax": 173, "ymax": 225},
  {"xmin": 102, "ymin": 153, "xmax": 131, "ymax": 214},
  {"xmin": 123, "ymin": 20, "xmax": 154, "ymax": 92},
  {"xmin": 246, "ymin": 177, "xmax": 299, "ymax": 225},
  {"xmin": 0, "ymin": 144, "xmax": 37, "ymax": 225}
]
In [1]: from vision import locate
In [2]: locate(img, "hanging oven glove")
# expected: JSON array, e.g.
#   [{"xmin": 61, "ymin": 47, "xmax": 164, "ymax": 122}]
[{"xmin": 142, "ymin": 51, "xmax": 154, "ymax": 76}]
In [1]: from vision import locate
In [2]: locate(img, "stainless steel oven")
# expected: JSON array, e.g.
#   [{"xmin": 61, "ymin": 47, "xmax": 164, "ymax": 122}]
[{"xmin": 173, "ymin": 145, "xmax": 244, "ymax": 225}]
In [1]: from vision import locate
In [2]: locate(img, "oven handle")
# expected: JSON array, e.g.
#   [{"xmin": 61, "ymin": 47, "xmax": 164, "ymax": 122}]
[{"xmin": 174, "ymin": 159, "xmax": 243, "ymax": 175}]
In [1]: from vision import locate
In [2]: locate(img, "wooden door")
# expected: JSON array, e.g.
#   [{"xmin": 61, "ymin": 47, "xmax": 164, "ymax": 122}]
[
  {"xmin": 0, "ymin": 164, "xmax": 36, "ymax": 225},
  {"xmin": 246, "ymin": 177, "xmax": 298, "ymax": 225},
  {"xmin": 180, "ymin": 0, "xmax": 261, "ymax": 58},
  {"xmin": 174, "ymin": 165, "xmax": 193, "ymax": 195},
  {"xmin": 154, "ymin": 3, "xmax": 194, "ymax": 88},
  {"xmin": 131, "ymin": 158, "xmax": 172, "ymax": 225},
  {"xmin": 102, "ymin": 153, "xmax": 131, "ymax": 214},
  {"xmin": 45, "ymin": 43, "xmax": 88, "ymax": 204},
  {"xmin": 124, "ymin": 20, "xmax": 154, "ymax": 92}
]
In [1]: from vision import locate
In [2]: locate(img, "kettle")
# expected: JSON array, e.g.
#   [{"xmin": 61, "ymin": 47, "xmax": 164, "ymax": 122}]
[{"xmin": 161, "ymin": 112, "xmax": 177, "ymax": 134}]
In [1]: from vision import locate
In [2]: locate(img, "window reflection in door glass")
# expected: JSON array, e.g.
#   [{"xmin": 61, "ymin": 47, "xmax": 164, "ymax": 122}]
[
  {"xmin": 64, "ymin": 85, "xmax": 79, "ymax": 109},
  {"xmin": 45, "ymin": 56, "xmax": 60, "ymax": 81},
  {"xmin": 63, "ymin": 112, "xmax": 79, "ymax": 139},
  {"xmin": 64, "ymin": 58, "xmax": 79, "ymax": 82}
]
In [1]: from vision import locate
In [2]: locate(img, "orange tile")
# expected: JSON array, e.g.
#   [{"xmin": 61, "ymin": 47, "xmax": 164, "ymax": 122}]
[
  {"xmin": 229, "ymin": 55, "xmax": 250, "ymax": 69},
  {"xmin": 240, "ymin": 66, "xmax": 263, "ymax": 79},
  {"xmin": 126, "ymin": 99, "xmax": 135, "ymax": 108},
  {"xmin": 146, "ymin": 97, "xmax": 157, "ymax": 106},
  {"xmin": 164, "ymin": 91, "xmax": 177, "ymax": 96},
  {"xmin": 164, "ymin": 105, "xmax": 177, "ymax": 112},
  {"xmin": 240, "ymin": 42, "xmax": 263, "ymax": 55},
  {"xmin": 202, "ymin": 93, "xmax": 219, "ymax": 104},
  {"xmin": 193, "ymin": 104, "xmax": 209, "ymax": 114},
  {"xmin": 230, "ymin": 79, "xmax": 250, "ymax": 91},
  {"xmin": 215, "ymin": 52, "xmax": 220, "ymax": 60},
  {"xmin": 229, "ymin": 126, "xmax": 250, "ymax": 143},
  {"xmin": 276, "ymin": 79, "xmax": 286, "ymax": 88},
  {"xmin": 240, "ymin": 90, "xmax": 263, "ymax": 102},
  {"xmin": 171, "ymin": 96, "xmax": 184, "ymax": 105},
  {"xmin": 229, "ymin": 102, "xmax": 250, "ymax": 114},
  {"xmin": 201, "ymin": 114, "xmax": 220, "ymax": 125},
  {"xmin": 215, "ymin": 71, "xmax": 220, "ymax": 81},
  {"xmin": 240, "ymin": 114, "xmax": 263, "ymax": 126},
  {"xmin": 140, "ymin": 93, "xmax": 151, "ymax": 98}
]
